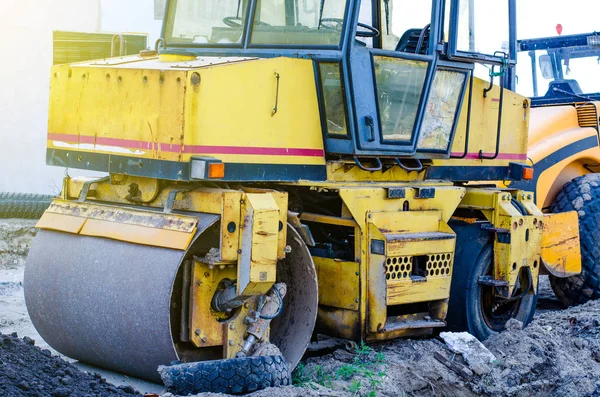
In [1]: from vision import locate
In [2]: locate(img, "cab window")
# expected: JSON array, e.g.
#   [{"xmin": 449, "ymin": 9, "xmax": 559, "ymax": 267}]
[
  {"xmin": 380, "ymin": 0, "xmax": 432, "ymax": 51},
  {"xmin": 251, "ymin": 0, "xmax": 348, "ymax": 46},
  {"xmin": 375, "ymin": 57, "xmax": 429, "ymax": 142},
  {"xmin": 166, "ymin": 0, "xmax": 249, "ymax": 45}
]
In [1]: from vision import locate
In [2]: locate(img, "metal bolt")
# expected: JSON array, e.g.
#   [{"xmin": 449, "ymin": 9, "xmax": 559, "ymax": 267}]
[
  {"xmin": 191, "ymin": 72, "xmax": 201, "ymax": 86},
  {"xmin": 229, "ymin": 324, "xmax": 235, "ymax": 330},
  {"xmin": 355, "ymin": 299, "xmax": 359, "ymax": 303},
  {"xmin": 228, "ymin": 340, "xmax": 235, "ymax": 346},
  {"xmin": 195, "ymin": 329, "xmax": 201, "ymax": 336},
  {"xmin": 201, "ymin": 336, "xmax": 208, "ymax": 343},
  {"xmin": 238, "ymin": 249, "xmax": 242, "ymax": 254},
  {"xmin": 355, "ymin": 272, "xmax": 359, "ymax": 276},
  {"xmin": 527, "ymin": 194, "xmax": 532, "ymax": 200}
]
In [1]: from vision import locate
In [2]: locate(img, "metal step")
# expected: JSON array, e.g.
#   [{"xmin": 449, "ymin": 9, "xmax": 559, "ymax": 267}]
[
  {"xmin": 385, "ymin": 231, "xmax": 455, "ymax": 243},
  {"xmin": 382, "ymin": 319, "xmax": 446, "ymax": 332}
]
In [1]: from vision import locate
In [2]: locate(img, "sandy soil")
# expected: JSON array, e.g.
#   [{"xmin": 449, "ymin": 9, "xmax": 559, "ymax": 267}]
[{"xmin": 2, "ymin": 219, "xmax": 600, "ymax": 396}]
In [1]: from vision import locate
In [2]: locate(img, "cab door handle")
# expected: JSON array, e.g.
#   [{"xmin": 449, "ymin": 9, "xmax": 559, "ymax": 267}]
[{"xmin": 365, "ymin": 116, "xmax": 375, "ymax": 142}]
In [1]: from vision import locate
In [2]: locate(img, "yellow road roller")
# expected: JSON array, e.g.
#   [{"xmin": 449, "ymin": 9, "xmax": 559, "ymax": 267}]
[{"xmin": 25, "ymin": 0, "xmax": 581, "ymax": 394}]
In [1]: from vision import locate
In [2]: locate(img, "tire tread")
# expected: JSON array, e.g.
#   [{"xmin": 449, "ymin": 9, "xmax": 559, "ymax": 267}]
[
  {"xmin": 550, "ymin": 174, "xmax": 600, "ymax": 306},
  {"xmin": 160, "ymin": 355, "xmax": 290, "ymax": 395}
]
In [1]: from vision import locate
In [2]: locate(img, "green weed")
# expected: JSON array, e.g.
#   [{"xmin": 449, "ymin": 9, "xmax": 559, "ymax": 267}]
[
  {"xmin": 349, "ymin": 379, "xmax": 362, "ymax": 393},
  {"xmin": 295, "ymin": 341, "xmax": 387, "ymax": 396},
  {"xmin": 337, "ymin": 364, "xmax": 361, "ymax": 380},
  {"xmin": 292, "ymin": 363, "xmax": 310, "ymax": 386}
]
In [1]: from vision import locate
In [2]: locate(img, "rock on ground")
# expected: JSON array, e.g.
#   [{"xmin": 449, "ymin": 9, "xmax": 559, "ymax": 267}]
[{"xmin": 440, "ymin": 331, "xmax": 495, "ymax": 375}]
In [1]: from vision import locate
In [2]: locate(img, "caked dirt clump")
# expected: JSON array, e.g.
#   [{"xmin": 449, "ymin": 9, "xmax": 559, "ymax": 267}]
[
  {"xmin": 242, "ymin": 299, "xmax": 600, "ymax": 397},
  {"xmin": 0, "ymin": 332, "xmax": 141, "ymax": 397},
  {"xmin": 480, "ymin": 300, "xmax": 600, "ymax": 396}
]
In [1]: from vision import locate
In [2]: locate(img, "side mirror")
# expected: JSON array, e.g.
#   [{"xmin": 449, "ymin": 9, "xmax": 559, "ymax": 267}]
[{"xmin": 539, "ymin": 55, "xmax": 554, "ymax": 79}]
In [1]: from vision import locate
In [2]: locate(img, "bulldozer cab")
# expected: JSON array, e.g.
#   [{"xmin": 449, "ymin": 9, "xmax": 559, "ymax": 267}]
[
  {"xmin": 517, "ymin": 32, "xmax": 600, "ymax": 106},
  {"xmin": 163, "ymin": 0, "xmax": 517, "ymax": 160}
]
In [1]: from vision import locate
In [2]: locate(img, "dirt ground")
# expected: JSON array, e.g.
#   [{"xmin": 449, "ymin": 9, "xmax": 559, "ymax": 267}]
[{"xmin": 2, "ymin": 219, "xmax": 600, "ymax": 397}]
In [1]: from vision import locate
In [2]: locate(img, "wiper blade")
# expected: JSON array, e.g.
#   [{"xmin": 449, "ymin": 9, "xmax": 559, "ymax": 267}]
[{"xmin": 552, "ymin": 87, "xmax": 594, "ymax": 102}]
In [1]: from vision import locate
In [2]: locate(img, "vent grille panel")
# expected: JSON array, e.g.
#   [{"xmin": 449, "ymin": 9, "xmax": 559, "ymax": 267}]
[
  {"xmin": 385, "ymin": 253, "xmax": 453, "ymax": 281},
  {"xmin": 426, "ymin": 253, "xmax": 452, "ymax": 277},
  {"xmin": 576, "ymin": 103, "xmax": 599, "ymax": 129}
]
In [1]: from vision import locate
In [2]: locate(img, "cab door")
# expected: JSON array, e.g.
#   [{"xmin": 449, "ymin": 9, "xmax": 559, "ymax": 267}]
[{"xmin": 349, "ymin": 0, "xmax": 439, "ymax": 155}]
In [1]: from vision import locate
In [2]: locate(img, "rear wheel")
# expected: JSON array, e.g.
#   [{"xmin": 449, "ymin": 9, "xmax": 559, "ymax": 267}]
[
  {"xmin": 447, "ymin": 222, "xmax": 538, "ymax": 340},
  {"xmin": 550, "ymin": 174, "xmax": 600, "ymax": 306}
]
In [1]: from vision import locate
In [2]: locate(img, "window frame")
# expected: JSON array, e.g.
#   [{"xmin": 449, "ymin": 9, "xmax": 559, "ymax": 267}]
[
  {"xmin": 163, "ymin": 0, "xmax": 252, "ymax": 48},
  {"xmin": 315, "ymin": 61, "xmax": 352, "ymax": 140},
  {"xmin": 246, "ymin": 0, "xmax": 353, "ymax": 49},
  {"xmin": 162, "ymin": 0, "xmax": 353, "ymax": 50},
  {"xmin": 370, "ymin": 51, "xmax": 436, "ymax": 151},
  {"xmin": 447, "ymin": 0, "xmax": 517, "ymax": 67},
  {"xmin": 416, "ymin": 66, "xmax": 470, "ymax": 155}
]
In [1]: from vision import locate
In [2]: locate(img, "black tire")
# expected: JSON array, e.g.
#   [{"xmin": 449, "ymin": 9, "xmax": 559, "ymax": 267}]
[
  {"xmin": 550, "ymin": 174, "xmax": 600, "ymax": 306},
  {"xmin": 0, "ymin": 193, "xmax": 53, "ymax": 219},
  {"xmin": 159, "ymin": 355, "xmax": 291, "ymax": 395},
  {"xmin": 447, "ymin": 221, "xmax": 538, "ymax": 340}
]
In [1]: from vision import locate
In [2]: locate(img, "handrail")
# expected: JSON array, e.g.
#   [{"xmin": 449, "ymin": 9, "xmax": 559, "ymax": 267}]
[{"xmin": 111, "ymin": 34, "xmax": 127, "ymax": 57}]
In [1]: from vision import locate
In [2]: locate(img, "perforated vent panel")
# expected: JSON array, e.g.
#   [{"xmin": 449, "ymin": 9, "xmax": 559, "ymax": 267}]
[
  {"xmin": 385, "ymin": 256, "xmax": 412, "ymax": 280},
  {"xmin": 576, "ymin": 103, "xmax": 599, "ymax": 129},
  {"xmin": 426, "ymin": 253, "xmax": 452, "ymax": 277},
  {"xmin": 385, "ymin": 253, "xmax": 453, "ymax": 281}
]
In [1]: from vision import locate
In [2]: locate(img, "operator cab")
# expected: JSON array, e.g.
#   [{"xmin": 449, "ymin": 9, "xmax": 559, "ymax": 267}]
[
  {"xmin": 516, "ymin": 32, "xmax": 600, "ymax": 106},
  {"xmin": 162, "ymin": 0, "xmax": 516, "ymax": 164}
]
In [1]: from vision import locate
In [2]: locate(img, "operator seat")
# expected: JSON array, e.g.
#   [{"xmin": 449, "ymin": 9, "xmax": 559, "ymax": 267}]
[{"xmin": 395, "ymin": 25, "xmax": 430, "ymax": 54}]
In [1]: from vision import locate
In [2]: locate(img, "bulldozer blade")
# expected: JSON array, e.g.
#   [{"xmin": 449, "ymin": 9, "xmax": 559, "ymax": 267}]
[{"xmin": 24, "ymin": 213, "xmax": 218, "ymax": 382}]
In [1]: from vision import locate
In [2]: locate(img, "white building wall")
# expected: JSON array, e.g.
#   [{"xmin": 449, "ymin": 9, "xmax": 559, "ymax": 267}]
[
  {"xmin": 100, "ymin": 0, "xmax": 162, "ymax": 44},
  {"xmin": 0, "ymin": 0, "xmax": 159, "ymax": 194}
]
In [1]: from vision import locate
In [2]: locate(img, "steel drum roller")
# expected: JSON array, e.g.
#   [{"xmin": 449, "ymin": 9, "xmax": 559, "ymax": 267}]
[
  {"xmin": 24, "ymin": 214, "xmax": 219, "ymax": 382},
  {"xmin": 24, "ymin": 219, "xmax": 318, "ymax": 382}
]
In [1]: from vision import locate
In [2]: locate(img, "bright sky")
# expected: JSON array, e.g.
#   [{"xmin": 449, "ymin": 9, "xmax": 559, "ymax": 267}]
[
  {"xmin": 518, "ymin": 0, "xmax": 600, "ymax": 39},
  {"xmin": 516, "ymin": 0, "xmax": 600, "ymax": 97}
]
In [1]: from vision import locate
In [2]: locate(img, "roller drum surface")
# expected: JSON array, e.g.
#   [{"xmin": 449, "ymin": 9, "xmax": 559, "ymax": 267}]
[{"xmin": 24, "ymin": 230, "xmax": 188, "ymax": 381}]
